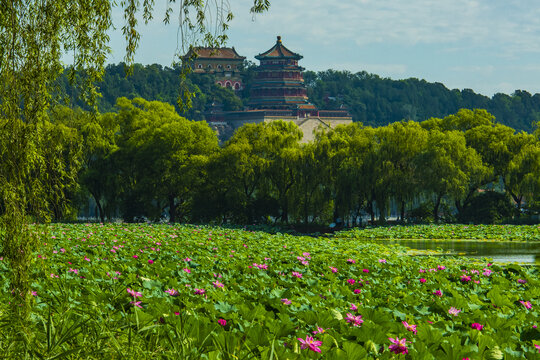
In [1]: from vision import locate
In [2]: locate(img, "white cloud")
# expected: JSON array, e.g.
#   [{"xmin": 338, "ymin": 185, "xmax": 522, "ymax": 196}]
[
  {"xmin": 450, "ymin": 65, "xmax": 495, "ymax": 75},
  {"xmin": 229, "ymin": 0, "xmax": 540, "ymax": 53}
]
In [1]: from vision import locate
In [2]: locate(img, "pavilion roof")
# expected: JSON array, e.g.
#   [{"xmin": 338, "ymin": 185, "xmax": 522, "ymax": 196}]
[
  {"xmin": 255, "ymin": 36, "xmax": 303, "ymax": 60},
  {"xmin": 186, "ymin": 47, "xmax": 246, "ymax": 60}
]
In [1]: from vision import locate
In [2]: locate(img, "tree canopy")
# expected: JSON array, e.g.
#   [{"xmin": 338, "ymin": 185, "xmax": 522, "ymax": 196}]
[{"xmin": 0, "ymin": 0, "xmax": 270, "ymax": 349}]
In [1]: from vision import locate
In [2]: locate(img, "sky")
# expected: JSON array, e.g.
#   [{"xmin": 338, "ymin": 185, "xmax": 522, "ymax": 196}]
[{"xmin": 103, "ymin": 0, "xmax": 540, "ymax": 97}]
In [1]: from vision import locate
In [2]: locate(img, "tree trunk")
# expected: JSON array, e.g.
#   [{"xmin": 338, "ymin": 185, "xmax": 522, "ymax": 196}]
[
  {"xmin": 433, "ymin": 194, "xmax": 442, "ymax": 222},
  {"xmin": 400, "ymin": 200, "xmax": 406, "ymax": 222},
  {"xmin": 90, "ymin": 191, "xmax": 105, "ymax": 223},
  {"xmin": 507, "ymin": 191, "xmax": 523, "ymax": 217},
  {"xmin": 515, "ymin": 196, "xmax": 522, "ymax": 217},
  {"xmin": 378, "ymin": 203, "xmax": 386, "ymax": 224},
  {"xmin": 369, "ymin": 200, "xmax": 375, "ymax": 224},
  {"xmin": 168, "ymin": 195, "xmax": 177, "ymax": 223}
]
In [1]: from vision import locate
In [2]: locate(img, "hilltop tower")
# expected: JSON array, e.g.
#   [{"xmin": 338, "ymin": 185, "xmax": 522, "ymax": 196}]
[
  {"xmin": 207, "ymin": 36, "xmax": 352, "ymax": 142},
  {"xmin": 248, "ymin": 36, "xmax": 314, "ymax": 112}
]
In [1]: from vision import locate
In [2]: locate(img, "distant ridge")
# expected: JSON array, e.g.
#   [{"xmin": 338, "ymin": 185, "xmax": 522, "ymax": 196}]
[{"xmin": 56, "ymin": 63, "xmax": 540, "ymax": 132}]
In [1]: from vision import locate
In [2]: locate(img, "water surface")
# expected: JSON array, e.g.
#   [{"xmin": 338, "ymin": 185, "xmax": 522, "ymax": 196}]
[{"xmin": 374, "ymin": 239, "xmax": 540, "ymax": 265}]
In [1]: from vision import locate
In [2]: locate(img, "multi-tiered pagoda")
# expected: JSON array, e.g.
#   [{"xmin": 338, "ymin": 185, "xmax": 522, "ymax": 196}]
[
  {"xmin": 209, "ymin": 36, "xmax": 352, "ymax": 142},
  {"xmin": 248, "ymin": 36, "xmax": 315, "ymax": 115}
]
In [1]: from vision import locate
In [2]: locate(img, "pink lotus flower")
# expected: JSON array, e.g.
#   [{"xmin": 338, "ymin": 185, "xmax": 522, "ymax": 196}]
[
  {"xmin": 517, "ymin": 279, "xmax": 527, "ymax": 284},
  {"xmin": 218, "ymin": 318, "xmax": 227, "ymax": 326},
  {"xmin": 347, "ymin": 259, "xmax": 356, "ymax": 264},
  {"xmin": 127, "ymin": 288, "xmax": 142, "ymax": 298},
  {"xmin": 297, "ymin": 336, "xmax": 322, "ymax": 353},
  {"xmin": 433, "ymin": 290, "xmax": 443, "ymax": 297},
  {"xmin": 345, "ymin": 313, "xmax": 364, "ymax": 327},
  {"xmin": 353, "ymin": 289, "xmax": 362, "ymax": 294},
  {"xmin": 520, "ymin": 300, "xmax": 532, "ymax": 310},
  {"xmin": 68, "ymin": 268, "xmax": 79, "ymax": 274},
  {"xmin": 482, "ymin": 268, "xmax": 492, "ymax": 276},
  {"xmin": 460, "ymin": 275, "xmax": 471, "ymax": 282},
  {"xmin": 31, "ymin": 291, "xmax": 37, "ymax": 296},
  {"xmin": 133, "ymin": 255, "xmax": 138, "ymax": 259},
  {"xmin": 379, "ymin": 259, "xmax": 387, "ymax": 263},
  {"xmin": 148, "ymin": 259, "xmax": 154, "ymax": 264},
  {"xmin": 402, "ymin": 321, "xmax": 417, "ymax": 334},
  {"xmin": 183, "ymin": 268, "xmax": 191, "ymax": 273},
  {"xmin": 347, "ymin": 279, "xmax": 356, "ymax": 285},
  {"xmin": 312, "ymin": 326, "xmax": 327, "ymax": 334},
  {"xmin": 362, "ymin": 268, "xmax": 369, "ymax": 273},
  {"xmin": 388, "ymin": 337, "xmax": 409, "ymax": 354},
  {"xmin": 448, "ymin": 307, "xmax": 461, "ymax": 316},
  {"xmin": 471, "ymin": 323, "xmax": 483, "ymax": 331},
  {"xmin": 184, "ymin": 257, "xmax": 192, "ymax": 262},
  {"xmin": 535, "ymin": 344, "xmax": 540, "ymax": 352},
  {"xmin": 437, "ymin": 265, "xmax": 446, "ymax": 270},
  {"xmin": 165, "ymin": 288, "xmax": 179, "ymax": 296},
  {"xmin": 130, "ymin": 301, "xmax": 143, "ymax": 308},
  {"xmin": 292, "ymin": 271, "xmax": 302, "ymax": 278},
  {"xmin": 281, "ymin": 298, "xmax": 292, "ymax": 305},
  {"xmin": 350, "ymin": 303, "xmax": 358, "ymax": 311},
  {"xmin": 329, "ymin": 267, "xmax": 338, "ymax": 273},
  {"xmin": 419, "ymin": 278, "xmax": 426, "ymax": 283},
  {"xmin": 194, "ymin": 288, "xmax": 205, "ymax": 295},
  {"xmin": 213, "ymin": 281, "xmax": 224, "ymax": 288}
]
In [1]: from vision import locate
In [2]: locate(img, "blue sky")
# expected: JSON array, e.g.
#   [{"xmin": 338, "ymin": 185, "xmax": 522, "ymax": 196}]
[{"xmin": 103, "ymin": 0, "xmax": 540, "ymax": 97}]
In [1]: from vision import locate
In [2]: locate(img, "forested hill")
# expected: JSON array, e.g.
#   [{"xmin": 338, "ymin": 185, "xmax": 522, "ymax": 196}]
[
  {"xmin": 303, "ymin": 70, "xmax": 540, "ymax": 132},
  {"xmin": 57, "ymin": 63, "xmax": 540, "ymax": 132}
]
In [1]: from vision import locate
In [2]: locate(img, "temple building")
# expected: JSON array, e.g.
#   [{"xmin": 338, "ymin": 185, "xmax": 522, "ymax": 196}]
[
  {"xmin": 184, "ymin": 47, "xmax": 245, "ymax": 90},
  {"xmin": 248, "ymin": 36, "xmax": 312, "ymax": 111},
  {"xmin": 204, "ymin": 37, "xmax": 352, "ymax": 142}
]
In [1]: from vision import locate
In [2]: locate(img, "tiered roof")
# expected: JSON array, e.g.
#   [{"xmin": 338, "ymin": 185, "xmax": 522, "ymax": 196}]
[{"xmin": 255, "ymin": 36, "xmax": 303, "ymax": 60}]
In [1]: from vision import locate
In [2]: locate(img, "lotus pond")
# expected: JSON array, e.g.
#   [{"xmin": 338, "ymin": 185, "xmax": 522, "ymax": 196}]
[{"xmin": 0, "ymin": 223, "xmax": 538, "ymax": 359}]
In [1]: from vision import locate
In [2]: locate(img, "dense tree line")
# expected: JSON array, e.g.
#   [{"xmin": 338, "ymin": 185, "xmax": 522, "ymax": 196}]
[
  {"xmin": 56, "ymin": 63, "xmax": 245, "ymax": 119},
  {"xmin": 42, "ymin": 102, "xmax": 540, "ymax": 225},
  {"xmin": 304, "ymin": 70, "xmax": 540, "ymax": 133},
  {"xmin": 57, "ymin": 63, "xmax": 540, "ymax": 133}
]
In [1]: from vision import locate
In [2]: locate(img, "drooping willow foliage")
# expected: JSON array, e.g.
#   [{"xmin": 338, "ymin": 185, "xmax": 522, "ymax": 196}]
[{"xmin": 0, "ymin": 0, "xmax": 269, "ymax": 353}]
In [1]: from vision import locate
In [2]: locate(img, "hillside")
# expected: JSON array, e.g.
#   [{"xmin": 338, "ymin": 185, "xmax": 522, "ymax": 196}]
[{"xmin": 57, "ymin": 63, "xmax": 540, "ymax": 132}]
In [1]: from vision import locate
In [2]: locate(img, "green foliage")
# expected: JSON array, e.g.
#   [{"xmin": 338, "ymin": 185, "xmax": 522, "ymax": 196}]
[
  {"xmin": 0, "ymin": 0, "xmax": 271, "ymax": 352},
  {"xmin": 37, "ymin": 104, "xmax": 540, "ymax": 226},
  {"xmin": 458, "ymin": 192, "xmax": 517, "ymax": 224},
  {"xmin": 57, "ymin": 64, "xmax": 244, "ymax": 119},
  {"xmin": 305, "ymin": 71, "xmax": 540, "ymax": 133},
  {"xmin": 55, "ymin": 65, "xmax": 540, "ymax": 133},
  {"xmin": 0, "ymin": 223, "xmax": 536, "ymax": 358}
]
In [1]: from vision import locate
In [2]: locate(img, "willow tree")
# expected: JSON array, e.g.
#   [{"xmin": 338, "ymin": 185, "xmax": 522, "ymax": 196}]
[{"xmin": 0, "ymin": 0, "xmax": 269, "ymax": 332}]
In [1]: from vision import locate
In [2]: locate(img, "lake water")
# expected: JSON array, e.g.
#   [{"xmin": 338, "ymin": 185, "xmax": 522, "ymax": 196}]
[{"xmin": 374, "ymin": 239, "xmax": 540, "ymax": 265}]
